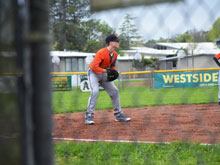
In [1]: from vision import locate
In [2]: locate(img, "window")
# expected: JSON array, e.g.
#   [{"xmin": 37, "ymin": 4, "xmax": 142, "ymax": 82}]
[
  {"xmin": 71, "ymin": 58, "xmax": 77, "ymax": 72},
  {"xmin": 173, "ymin": 60, "xmax": 177, "ymax": 68},
  {"xmin": 65, "ymin": 58, "xmax": 71, "ymax": 72},
  {"xmin": 78, "ymin": 58, "xmax": 84, "ymax": 72},
  {"xmin": 166, "ymin": 61, "xmax": 173, "ymax": 70},
  {"xmin": 65, "ymin": 57, "xmax": 86, "ymax": 72}
]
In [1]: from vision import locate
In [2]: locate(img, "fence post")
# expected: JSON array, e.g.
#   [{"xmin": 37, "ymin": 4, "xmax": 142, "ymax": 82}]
[
  {"xmin": 118, "ymin": 72, "xmax": 121, "ymax": 91},
  {"xmin": 14, "ymin": 0, "xmax": 35, "ymax": 164},
  {"xmin": 30, "ymin": 0, "xmax": 53, "ymax": 164}
]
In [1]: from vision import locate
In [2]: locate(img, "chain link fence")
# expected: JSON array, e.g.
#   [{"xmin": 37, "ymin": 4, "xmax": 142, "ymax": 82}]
[
  {"xmin": 0, "ymin": 0, "xmax": 21, "ymax": 164},
  {"xmin": 0, "ymin": 0, "xmax": 53, "ymax": 165},
  {"xmin": 52, "ymin": 0, "xmax": 220, "ymax": 163},
  {"xmin": 1, "ymin": 0, "xmax": 220, "ymax": 164}
]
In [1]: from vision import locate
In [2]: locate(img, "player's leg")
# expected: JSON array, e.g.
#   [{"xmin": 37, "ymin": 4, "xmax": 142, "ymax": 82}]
[
  {"xmin": 85, "ymin": 69, "xmax": 100, "ymax": 124},
  {"xmin": 100, "ymin": 81, "xmax": 131, "ymax": 122}
]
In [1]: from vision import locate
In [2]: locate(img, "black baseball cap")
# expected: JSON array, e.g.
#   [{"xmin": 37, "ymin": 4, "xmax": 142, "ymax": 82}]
[{"xmin": 105, "ymin": 34, "xmax": 120, "ymax": 44}]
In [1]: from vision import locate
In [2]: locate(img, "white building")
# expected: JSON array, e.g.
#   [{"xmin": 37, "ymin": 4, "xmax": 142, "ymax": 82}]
[
  {"xmin": 120, "ymin": 42, "xmax": 220, "ymax": 70},
  {"xmin": 51, "ymin": 42, "xmax": 220, "ymax": 73}
]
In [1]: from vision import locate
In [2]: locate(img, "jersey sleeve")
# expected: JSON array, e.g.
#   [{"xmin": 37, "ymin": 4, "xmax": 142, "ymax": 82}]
[{"xmin": 89, "ymin": 51, "xmax": 105, "ymax": 74}]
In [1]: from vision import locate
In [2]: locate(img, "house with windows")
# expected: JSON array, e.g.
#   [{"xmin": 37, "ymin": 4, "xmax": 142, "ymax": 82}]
[
  {"xmin": 156, "ymin": 42, "xmax": 219, "ymax": 70},
  {"xmin": 120, "ymin": 42, "xmax": 220, "ymax": 70},
  {"xmin": 51, "ymin": 51, "xmax": 94, "ymax": 72},
  {"xmin": 50, "ymin": 51, "xmax": 141, "ymax": 73},
  {"xmin": 50, "ymin": 42, "xmax": 220, "ymax": 85}
]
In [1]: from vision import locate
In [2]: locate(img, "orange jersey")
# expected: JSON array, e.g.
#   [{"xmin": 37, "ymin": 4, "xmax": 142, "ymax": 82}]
[
  {"xmin": 89, "ymin": 48, "xmax": 117, "ymax": 74},
  {"xmin": 215, "ymin": 53, "xmax": 220, "ymax": 59}
]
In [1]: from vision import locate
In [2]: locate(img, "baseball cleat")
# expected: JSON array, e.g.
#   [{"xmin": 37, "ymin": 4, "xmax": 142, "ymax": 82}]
[
  {"xmin": 115, "ymin": 112, "xmax": 131, "ymax": 122},
  {"xmin": 85, "ymin": 112, "xmax": 95, "ymax": 125},
  {"xmin": 85, "ymin": 120, "xmax": 95, "ymax": 125}
]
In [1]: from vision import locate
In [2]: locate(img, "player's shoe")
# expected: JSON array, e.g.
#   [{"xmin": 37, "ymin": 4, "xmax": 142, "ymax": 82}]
[
  {"xmin": 115, "ymin": 112, "xmax": 131, "ymax": 122},
  {"xmin": 85, "ymin": 113, "xmax": 95, "ymax": 125},
  {"xmin": 218, "ymin": 101, "xmax": 220, "ymax": 105}
]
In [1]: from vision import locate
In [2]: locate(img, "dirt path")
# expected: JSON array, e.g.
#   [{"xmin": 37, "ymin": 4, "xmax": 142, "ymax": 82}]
[{"xmin": 53, "ymin": 103, "xmax": 220, "ymax": 144}]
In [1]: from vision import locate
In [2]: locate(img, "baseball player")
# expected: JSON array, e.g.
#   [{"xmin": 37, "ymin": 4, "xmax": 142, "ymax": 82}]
[
  {"xmin": 213, "ymin": 38, "xmax": 220, "ymax": 105},
  {"xmin": 85, "ymin": 34, "xmax": 131, "ymax": 124}
]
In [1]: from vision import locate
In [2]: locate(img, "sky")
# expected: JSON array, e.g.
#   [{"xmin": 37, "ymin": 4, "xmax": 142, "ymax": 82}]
[{"xmin": 91, "ymin": 0, "xmax": 220, "ymax": 41}]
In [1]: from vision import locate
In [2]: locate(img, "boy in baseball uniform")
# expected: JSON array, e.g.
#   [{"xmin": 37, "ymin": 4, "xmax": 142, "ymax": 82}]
[{"xmin": 85, "ymin": 34, "xmax": 131, "ymax": 124}]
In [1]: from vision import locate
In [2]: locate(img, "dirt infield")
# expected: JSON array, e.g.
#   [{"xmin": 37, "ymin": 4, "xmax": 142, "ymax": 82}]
[{"xmin": 53, "ymin": 103, "xmax": 220, "ymax": 144}]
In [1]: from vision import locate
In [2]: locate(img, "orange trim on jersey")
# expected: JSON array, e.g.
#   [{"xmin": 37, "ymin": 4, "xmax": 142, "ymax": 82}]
[
  {"xmin": 89, "ymin": 48, "xmax": 117, "ymax": 74},
  {"xmin": 215, "ymin": 53, "xmax": 220, "ymax": 59}
]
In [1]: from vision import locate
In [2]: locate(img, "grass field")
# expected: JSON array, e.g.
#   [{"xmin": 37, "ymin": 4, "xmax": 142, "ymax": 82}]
[
  {"xmin": 53, "ymin": 84, "xmax": 219, "ymax": 165},
  {"xmin": 52, "ymin": 85, "xmax": 218, "ymax": 114},
  {"xmin": 55, "ymin": 141, "xmax": 220, "ymax": 165}
]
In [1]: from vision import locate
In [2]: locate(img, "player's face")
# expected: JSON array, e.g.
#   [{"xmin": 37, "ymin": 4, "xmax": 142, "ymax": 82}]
[{"xmin": 111, "ymin": 41, "xmax": 120, "ymax": 48}]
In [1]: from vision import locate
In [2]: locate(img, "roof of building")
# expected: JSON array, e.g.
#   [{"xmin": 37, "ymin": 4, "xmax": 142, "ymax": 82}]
[
  {"xmin": 121, "ymin": 47, "xmax": 177, "ymax": 57},
  {"xmin": 50, "ymin": 51, "xmax": 95, "ymax": 57},
  {"xmin": 120, "ymin": 42, "xmax": 219, "ymax": 59},
  {"xmin": 50, "ymin": 42, "xmax": 220, "ymax": 61},
  {"xmin": 157, "ymin": 42, "xmax": 217, "ymax": 50}
]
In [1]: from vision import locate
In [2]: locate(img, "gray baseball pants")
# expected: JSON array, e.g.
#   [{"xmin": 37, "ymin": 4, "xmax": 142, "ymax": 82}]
[{"xmin": 86, "ymin": 68, "xmax": 122, "ymax": 115}]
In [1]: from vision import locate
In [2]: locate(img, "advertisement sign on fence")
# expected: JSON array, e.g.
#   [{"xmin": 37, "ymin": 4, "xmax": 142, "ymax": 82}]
[
  {"xmin": 80, "ymin": 75, "xmax": 104, "ymax": 92},
  {"xmin": 52, "ymin": 76, "xmax": 72, "ymax": 91},
  {"xmin": 154, "ymin": 70, "xmax": 219, "ymax": 88}
]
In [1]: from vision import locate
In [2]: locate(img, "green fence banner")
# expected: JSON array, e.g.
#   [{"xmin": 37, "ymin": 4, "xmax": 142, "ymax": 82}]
[
  {"xmin": 52, "ymin": 76, "xmax": 72, "ymax": 91},
  {"xmin": 154, "ymin": 70, "xmax": 219, "ymax": 88}
]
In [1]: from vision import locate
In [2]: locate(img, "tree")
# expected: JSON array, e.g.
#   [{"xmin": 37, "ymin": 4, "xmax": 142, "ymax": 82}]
[
  {"xmin": 119, "ymin": 14, "xmax": 144, "ymax": 48},
  {"xmin": 132, "ymin": 57, "xmax": 159, "ymax": 70},
  {"xmin": 209, "ymin": 17, "xmax": 220, "ymax": 42},
  {"xmin": 82, "ymin": 20, "xmax": 115, "ymax": 52},
  {"xmin": 49, "ymin": 0, "xmax": 90, "ymax": 51},
  {"xmin": 175, "ymin": 31, "xmax": 194, "ymax": 42},
  {"xmin": 174, "ymin": 29, "xmax": 210, "ymax": 42},
  {"xmin": 49, "ymin": 0, "xmax": 115, "ymax": 52},
  {"xmin": 190, "ymin": 29, "xmax": 210, "ymax": 42}
]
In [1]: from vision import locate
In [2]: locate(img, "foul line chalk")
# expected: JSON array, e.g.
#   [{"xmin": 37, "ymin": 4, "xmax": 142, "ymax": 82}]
[{"xmin": 53, "ymin": 137, "xmax": 213, "ymax": 145}]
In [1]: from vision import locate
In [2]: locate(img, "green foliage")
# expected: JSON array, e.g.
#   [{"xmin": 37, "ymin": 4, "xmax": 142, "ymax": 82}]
[
  {"xmin": 175, "ymin": 31, "xmax": 195, "ymax": 42},
  {"xmin": 55, "ymin": 142, "xmax": 220, "ymax": 164},
  {"xmin": 49, "ymin": 2, "xmax": 220, "ymax": 53},
  {"xmin": 117, "ymin": 34, "xmax": 130, "ymax": 50},
  {"xmin": 145, "ymin": 26, "xmax": 213, "ymax": 44},
  {"xmin": 119, "ymin": 14, "xmax": 144, "ymax": 48},
  {"xmin": 49, "ymin": 0, "xmax": 114, "ymax": 52},
  {"xmin": 49, "ymin": 0, "xmax": 90, "ymax": 51},
  {"xmin": 166, "ymin": 29, "xmax": 209, "ymax": 43},
  {"xmin": 52, "ymin": 85, "xmax": 217, "ymax": 114},
  {"xmin": 82, "ymin": 20, "xmax": 115, "ymax": 52},
  {"xmin": 132, "ymin": 57, "xmax": 160, "ymax": 70},
  {"xmin": 209, "ymin": 17, "xmax": 220, "ymax": 42}
]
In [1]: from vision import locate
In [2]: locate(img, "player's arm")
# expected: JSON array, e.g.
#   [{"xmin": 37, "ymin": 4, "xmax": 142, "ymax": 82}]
[{"xmin": 90, "ymin": 52, "xmax": 106, "ymax": 74}]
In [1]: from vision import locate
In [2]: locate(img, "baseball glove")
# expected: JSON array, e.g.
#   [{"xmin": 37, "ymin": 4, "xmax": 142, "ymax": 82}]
[{"xmin": 106, "ymin": 68, "xmax": 119, "ymax": 81}]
